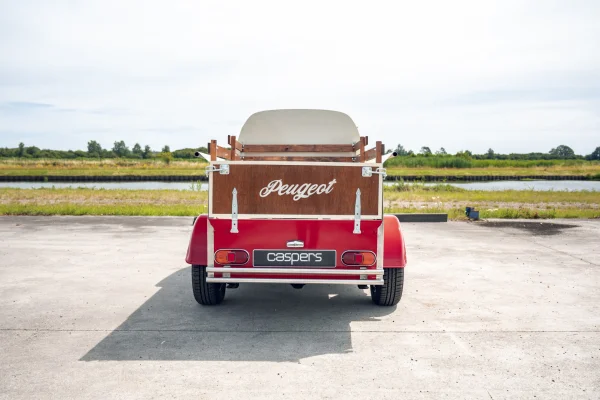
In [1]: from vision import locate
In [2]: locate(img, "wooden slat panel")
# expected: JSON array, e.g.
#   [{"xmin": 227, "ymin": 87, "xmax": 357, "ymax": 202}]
[
  {"xmin": 359, "ymin": 137, "xmax": 366, "ymax": 162},
  {"xmin": 210, "ymin": 140, "xmax": 217, "ymax": 161},
  {"xmin": 242, "ymin": 156, "xmax": 355, "ymax": 162},
  {"xmin": 229, "ymin": 136, "xmax": 238, "ymax": 160},
  {"xmin": 215, "ymin": 145, "xmax": 231, "ymax": 160},
  {"xmin": 234, "ymin": 140, "xmax": 243, "ymax": 151},
  {"xmin": 376, "ymin": 141, "xmax": 382, "ymax": 163},
  {"xmin": 363, "ymin": 147, "xmax": 377, "ymax": 161},
  {"xmin": 211, "ymin": 164, "xmax": 379, "ymax": 216},
  {"xmin": 242, "ymin": 144, "xmax": 355, "ymax": 152}
]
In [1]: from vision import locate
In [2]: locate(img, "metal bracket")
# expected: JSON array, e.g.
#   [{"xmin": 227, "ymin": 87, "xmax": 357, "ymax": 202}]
[
  {"xmin": 353, "ymin": 188, "xmax": 361, "ymax": 234},
  {"xmin": 205, "ymin": 164, "xmax": 230, "ymax": 176},
  {"xmin": 231, "ymin": 188, "xmax": 239, "ymax": 233},
  {"xmin": 362, "ymin": 166, "xmax": 387, "ymax": 178}
]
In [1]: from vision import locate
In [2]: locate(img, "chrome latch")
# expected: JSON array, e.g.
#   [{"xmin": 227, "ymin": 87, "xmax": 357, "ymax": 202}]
[
  {"xmin": 353, "ymin": 188, "xmax": 361, "ymax": 234},
  {"xmin": 205, "ymin": 164, "xmax": 230, "ymax": 176},
  {"xmin": 362, "ymin": 166, "xmax": 387, "ymax": 178},
  {"xmin": 231, "ymin": 188, "xmax": 239, "ymax": 233}
]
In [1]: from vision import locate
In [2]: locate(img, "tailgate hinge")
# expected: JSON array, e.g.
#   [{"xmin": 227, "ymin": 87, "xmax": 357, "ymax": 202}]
[
  {"xmin": 353, "ymin": 188, "xmax": 361, "ymax": 234},
  {"xmin": 362, "ymin": 166, "xmax": 387, "ymax": 178},
  {"xmin": 205, "ymin": 164, "xmax": 230, "ymax": 175},
  {"xmin": 231, "ymin": 188, "xmax": 239, "ymax": 233}
]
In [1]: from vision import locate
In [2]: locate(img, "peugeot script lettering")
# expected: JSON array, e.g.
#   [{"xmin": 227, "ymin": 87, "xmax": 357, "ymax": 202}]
[{"xmin": 259, "ymin": 179, "xmax": 337, "ymax": 201}]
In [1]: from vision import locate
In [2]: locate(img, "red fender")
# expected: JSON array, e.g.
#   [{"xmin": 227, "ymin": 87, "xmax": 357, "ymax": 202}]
[
  {"xmin": 383, "ymin": 215, "xmax": 407, "ymax": 267},
  {"xmin": 186, "ymin": 214, "xmax": 406, "ymax": 268},
  {"xmin": 185, "ymin": 215, "xmax": 207, "ymax": 265}
]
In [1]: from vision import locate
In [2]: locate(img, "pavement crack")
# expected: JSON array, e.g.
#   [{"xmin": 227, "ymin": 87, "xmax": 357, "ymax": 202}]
[{"xmin": 531, "ymin": 240, "xmax": 599, "ymax": 267}]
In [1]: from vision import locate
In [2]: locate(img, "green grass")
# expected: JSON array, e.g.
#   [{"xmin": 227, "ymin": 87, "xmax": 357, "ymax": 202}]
[
  {"xmin": 383, "ymin": 182, "xmax": 600, "ymax": 204},
  {"xmin": 0, "ymin": 203, "xmax": 204, "ymax": 216},
  {"xmin": 384, "ymin": 206, "xmax": 600, "ymax": 220},
  {"xmin": 384, "ymin": 156, "xmax": 598, "ymax": 169},
  {"xmin": 1, "ymin": 186, "xmax": 598, "ymax": 219},
  {"xmin": 385, "ymin": 165, "xmax": 600, "ymax": 177},
  {"xmin": 0, "ymin": 158, "xmax": 207, "ymax": 176},
  {"xmin": 2, "ymin": 157, "xmax": 600, "ymax": 177}
]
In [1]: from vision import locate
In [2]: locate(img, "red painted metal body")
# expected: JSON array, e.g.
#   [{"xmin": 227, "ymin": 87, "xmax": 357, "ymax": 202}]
[{"xmin": 186, "ymin": 214, "xmax": 406, "ymax": 280}]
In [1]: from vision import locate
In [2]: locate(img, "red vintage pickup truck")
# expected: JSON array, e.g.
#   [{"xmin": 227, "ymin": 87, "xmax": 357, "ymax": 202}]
[{"xmin": 186, "ymin": 109, "xmax": 406, "ymax": 306}]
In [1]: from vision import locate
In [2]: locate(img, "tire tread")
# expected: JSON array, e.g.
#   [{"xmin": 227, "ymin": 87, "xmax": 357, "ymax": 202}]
[
  {"xmin": 371, "ymin": 268, "xmax": 404, "ymax": 306},
  {"xmin": 192, "ymin": 265, "xmax": 225, "ymax": 305}
]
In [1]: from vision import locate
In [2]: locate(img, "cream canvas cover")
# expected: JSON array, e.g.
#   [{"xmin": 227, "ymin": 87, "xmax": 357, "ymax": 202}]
[{"xmin": 238, "ymin": 109, "xmax": 360, "ymax": 145}]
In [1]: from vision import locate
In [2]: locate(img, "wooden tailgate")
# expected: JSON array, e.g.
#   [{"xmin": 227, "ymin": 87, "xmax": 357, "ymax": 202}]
[{"xmin": 209, "ymin": 162, "xmax": 382, "ymax": 218}]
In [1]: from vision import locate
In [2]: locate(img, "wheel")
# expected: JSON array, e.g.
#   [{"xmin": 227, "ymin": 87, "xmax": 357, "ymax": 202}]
[
  {"xmin": 370, "ymin": 268, "xmax": 404, "ymax": 306},
  {"xmin": 191, "ymin": 265, "xmax": 226, "ymax": 305}
]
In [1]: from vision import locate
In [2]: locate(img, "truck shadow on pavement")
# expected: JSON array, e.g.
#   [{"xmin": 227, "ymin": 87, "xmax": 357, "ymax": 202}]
[{"xmin": 81, "ymin": 267, "xmax": 395, "ymax": 362}]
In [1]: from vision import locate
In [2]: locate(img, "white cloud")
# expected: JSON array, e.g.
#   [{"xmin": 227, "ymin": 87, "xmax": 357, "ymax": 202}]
[{"xmin": 0, "ymin": 0, "xmax": 599, "ymax": 154}]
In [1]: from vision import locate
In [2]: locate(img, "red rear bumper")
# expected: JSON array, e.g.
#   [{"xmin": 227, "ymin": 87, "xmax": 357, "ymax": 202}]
[{"xmin": 186, "ymin": 215, "xmax": 406, "ymax": 285}]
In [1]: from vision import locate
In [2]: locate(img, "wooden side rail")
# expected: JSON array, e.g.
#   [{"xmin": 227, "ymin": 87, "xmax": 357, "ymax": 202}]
[
  {"xmin": 207, "ymin": 136, "xmax": 383, "ymax": 162},
  {"xmin": 208, "ymin": 136, "xmax": 242, "ymax": 161},
  {"xmin": 243, "ymin": 144, "xmax": 355, "ymax": 152},
  {"xmin": 242, "ymin": 156, "xmax": 356, "ymax": 162}
]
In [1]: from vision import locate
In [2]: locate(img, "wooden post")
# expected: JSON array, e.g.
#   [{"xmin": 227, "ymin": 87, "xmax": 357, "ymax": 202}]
[
  {"xmin": 359, "ymin": 137, "xmax": 366, "ymax": 162},
  {"xmin": 230, "ymin": 135, "xmax": 237, "ymax": 161},
  {"xmin": 210, "ymin": 140, "xmax": 217, "ymax": 161},
  {"xmin": 376, "ymin": 141, "xmax": 382, "ymax": 163}
]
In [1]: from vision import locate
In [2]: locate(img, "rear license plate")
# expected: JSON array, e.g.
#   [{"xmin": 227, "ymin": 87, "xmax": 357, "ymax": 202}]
[{"xmin": 253, "ymin": 250, "xmax": 336, "ymax": 267}]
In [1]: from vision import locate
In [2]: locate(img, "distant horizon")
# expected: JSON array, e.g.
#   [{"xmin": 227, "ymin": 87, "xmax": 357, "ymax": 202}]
[{"xmin": 1, "ymin": 141, "xmax": 598, "ymax": 158}]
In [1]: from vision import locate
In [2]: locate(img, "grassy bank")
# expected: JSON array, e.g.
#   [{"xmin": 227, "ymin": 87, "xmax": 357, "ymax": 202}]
[
  {"xmin": 2, "ymin": 158, "xmax": 600, "ymax": 178},
  {"xmin": 1, "ymin": 186, "xmax": 598, "ymax": 219},
  {"xmin": 385, "ymin": 165, "xmax": 600, "ymax": 178},
  {"xmin": 384, "ymin": 156, "xmax": 598, "ymax": 169},
  {"xmin": 0, "ymin": 158, "xmax": 208, "ymax": 176}
]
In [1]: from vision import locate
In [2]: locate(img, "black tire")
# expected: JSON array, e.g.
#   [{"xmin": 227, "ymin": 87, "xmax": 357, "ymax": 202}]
[
  {"xmin": 370, "ymin": 268, "xmax": 404, "ymax": 306},
  {"xmin": 191, "ymin": 265, "xmax": 226, "ymax": 305}
]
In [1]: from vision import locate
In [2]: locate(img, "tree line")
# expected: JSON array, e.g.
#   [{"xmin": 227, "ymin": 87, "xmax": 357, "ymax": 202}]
[
  {"xmin": 0, "ymin": 141, "xmax": 209, "ymax": 160},
  {"xmin": 392, "ymin": 144, "xmax": 600, "ymax": 161},
  {"xmin": 0, "ymin": 141, "xmax": 598, "ymax": 161}
]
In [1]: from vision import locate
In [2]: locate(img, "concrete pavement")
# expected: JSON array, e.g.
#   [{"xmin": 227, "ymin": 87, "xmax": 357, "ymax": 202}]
[{"xmin": 0, "ymin": 216, "xmax": 599, "ymax": 399}]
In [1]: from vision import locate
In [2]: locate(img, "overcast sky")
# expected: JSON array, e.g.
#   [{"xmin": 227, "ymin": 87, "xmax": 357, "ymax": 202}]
[{"xmin": 1, "ymin": 0, "xmax": 599, "ymax": 154}]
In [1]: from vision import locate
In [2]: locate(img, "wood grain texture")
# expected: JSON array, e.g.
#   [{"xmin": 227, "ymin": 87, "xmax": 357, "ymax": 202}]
[
  {"xmin": 242, "ymin": 144, "xmax": 355, "ymax": 152},
  {"xmin": 211, "ymin": 164, "xmax": 380, "ymax": 216},
  {"xmin": 209, "ymin": 140, "xmax": 217, "ymax": 161},
  {"xmin": 364, "ymin": 147, "xmax": 377, "ymax": 161},
  {"xmin": 242, "ymin": 156, "xmax": 355, "ymax": 162},
  {"xmin": 229, "ymin": 136, "xmax": 238, "ymax": 160},
  {"xmin": 359, "ymin": 137, "xmax": 366, "ymax": 162},
  {"xmin": 215, "ymin": 145, "xmax": 231, "ymax": 160}
]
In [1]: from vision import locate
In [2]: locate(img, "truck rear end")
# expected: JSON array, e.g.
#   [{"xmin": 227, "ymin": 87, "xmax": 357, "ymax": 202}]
[{"xmin": 186, "ymin": 110, "xmax": 406, "ymax": 306}]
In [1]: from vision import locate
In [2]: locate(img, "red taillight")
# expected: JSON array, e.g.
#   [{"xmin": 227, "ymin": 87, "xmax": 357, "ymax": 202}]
[
  {"xmin": 215, "ymin": 250, "xmax": 249, "ymax": 265},
  {"xmin": 342, "ymin": 251, "xmax": 376, "ymax": 266}
]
